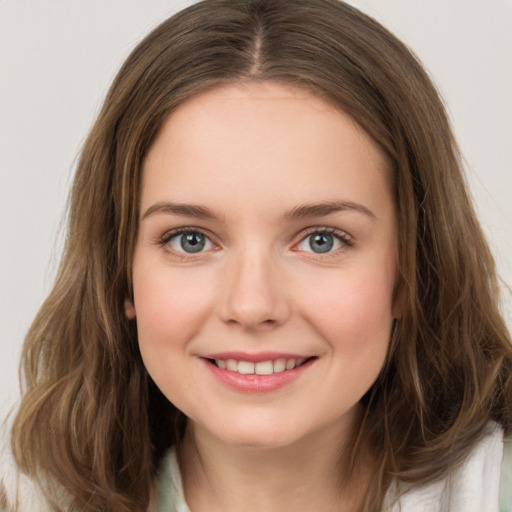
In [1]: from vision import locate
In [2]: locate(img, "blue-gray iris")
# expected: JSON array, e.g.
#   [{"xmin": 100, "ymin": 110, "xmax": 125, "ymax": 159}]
[
  {"xmin": 309, "ymin": 233, "xmax": 334, "ymax": 253},
  {"xmin": 181, "ymin": 233, "xmax": 206, "ymax": 253}
]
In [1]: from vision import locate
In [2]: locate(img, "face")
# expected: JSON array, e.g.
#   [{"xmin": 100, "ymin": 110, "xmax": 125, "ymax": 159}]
[{"xmin": 129, "ymin": 82, "xmax": 398, "ymax": 450}]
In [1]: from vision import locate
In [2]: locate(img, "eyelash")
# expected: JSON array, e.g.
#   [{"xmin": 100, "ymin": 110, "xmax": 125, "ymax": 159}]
[
  {"xmin": 295, "ymin": 227, "xmax": 353, "ymax": 257},
  {"xmin": 158, "ymin": 227, "xmax": 217, "ymax": 253},
  {"xmin": 157, "ymin": 226, "xmax": 353, "ymax": 257}
]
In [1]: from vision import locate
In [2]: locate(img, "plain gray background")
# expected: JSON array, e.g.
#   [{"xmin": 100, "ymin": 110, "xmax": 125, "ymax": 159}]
[{"xmin": 1, "ymin": 0, "xmax": 511, "ymax": 422}]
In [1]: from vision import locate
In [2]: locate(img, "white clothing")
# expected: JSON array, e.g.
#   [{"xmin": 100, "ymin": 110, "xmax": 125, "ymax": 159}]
[
  {"xmin": 155, "ymin": 425, "xmax": 511, "ymax": 512},
  {"xmin": 1, "ymin": 424, "xmax": 510, "ymax": 511}
]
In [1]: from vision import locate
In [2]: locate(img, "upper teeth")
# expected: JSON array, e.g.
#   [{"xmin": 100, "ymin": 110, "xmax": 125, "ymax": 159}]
[{"xmin": 216, "ymin": 358, "xmax": 306, "ymax": 375}]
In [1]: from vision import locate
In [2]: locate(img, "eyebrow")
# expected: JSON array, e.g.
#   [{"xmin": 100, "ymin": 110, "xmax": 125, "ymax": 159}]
[
  {"xmin": 141, "ymin": 199, "xmax": 376, "ymax": 222},
  {"xmin": 283, "ymin": 200, "xmax": 376, "ymax": 221},
  {"xmin": 142, "ymin": 202, "xmax": 217, "ymax": 220}
]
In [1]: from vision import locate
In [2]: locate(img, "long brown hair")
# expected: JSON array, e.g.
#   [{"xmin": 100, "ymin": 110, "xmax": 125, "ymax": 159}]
[{"xmin": 7, "ymin": 0, "xmax": 512, "ymax": 510}]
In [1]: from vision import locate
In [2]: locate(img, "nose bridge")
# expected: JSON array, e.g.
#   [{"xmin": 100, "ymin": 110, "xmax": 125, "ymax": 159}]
[{"xmin": 220, "ymin": 242, "xmax": 289, "ymax": 329}]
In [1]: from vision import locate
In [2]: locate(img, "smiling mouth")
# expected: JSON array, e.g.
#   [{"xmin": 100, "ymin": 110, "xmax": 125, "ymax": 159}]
[{"xmin": 206, "ymin": 357, "xmax": 316, "ymax": 375}]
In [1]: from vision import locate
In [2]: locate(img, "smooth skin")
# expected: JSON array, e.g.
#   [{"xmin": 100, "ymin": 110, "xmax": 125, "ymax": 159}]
[{"xmin": 127, "ymin": 82, "xmax": 399, "ymax": 512}]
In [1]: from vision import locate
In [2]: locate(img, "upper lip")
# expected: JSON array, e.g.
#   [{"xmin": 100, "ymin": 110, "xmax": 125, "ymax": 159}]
[{"xmin": 201, "ymin": 351, "xmax": 314, "ymax": 363}]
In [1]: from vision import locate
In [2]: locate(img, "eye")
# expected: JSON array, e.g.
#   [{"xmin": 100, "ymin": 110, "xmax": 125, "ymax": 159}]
[
  {"xmin": 296, "ymin": 230, "xmax": 350, "ymax": 254},
  {"xmin": 167, "ymin": 230, "xmax": 214, "ymax": 254}
]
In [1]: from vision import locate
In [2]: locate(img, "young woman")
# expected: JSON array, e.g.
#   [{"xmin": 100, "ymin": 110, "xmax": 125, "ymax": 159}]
[{"xmin": 2, "ymin": 0, "xmax": 511, "ymax": 511}]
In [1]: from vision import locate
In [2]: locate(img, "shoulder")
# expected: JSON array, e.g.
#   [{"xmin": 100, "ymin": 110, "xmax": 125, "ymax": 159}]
[
  {"xmin": 0, "ymin": 422, "xmax": 53, "ymax": 512},
  {"xmin": 385, "ymin": 423, "xmax": 507, "ymax": 512},
  {"xmin": 447, "ymin": 423, "xmax": 505, "ymax": 510}
]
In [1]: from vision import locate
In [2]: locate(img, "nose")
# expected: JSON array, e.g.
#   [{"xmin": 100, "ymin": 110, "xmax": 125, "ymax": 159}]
[{"xmin": 218, "ymin": 247, "xmax": 291, "ymax": 331}]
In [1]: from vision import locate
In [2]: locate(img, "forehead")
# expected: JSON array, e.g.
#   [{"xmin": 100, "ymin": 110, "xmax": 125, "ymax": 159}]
[{"xmin": 141, "ymin": 81, "xmax": 393, "ymax": 219}]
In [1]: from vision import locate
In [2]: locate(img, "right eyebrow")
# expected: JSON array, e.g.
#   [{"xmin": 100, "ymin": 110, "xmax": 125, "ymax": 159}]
[{"xmin": 141, "ymin": 201, "xmax": 217, "ymax": 221}]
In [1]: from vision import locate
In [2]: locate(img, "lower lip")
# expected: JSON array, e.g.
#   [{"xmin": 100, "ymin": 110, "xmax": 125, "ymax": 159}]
[{"xmin": 203, "ymin": 358, "xmax": 315, "ymax": 393}]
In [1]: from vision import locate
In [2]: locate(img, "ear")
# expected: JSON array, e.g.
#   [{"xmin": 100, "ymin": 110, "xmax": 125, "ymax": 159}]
[{"xmin": 124, "ymin": 298, "xmax": 136, "ymax": 319}]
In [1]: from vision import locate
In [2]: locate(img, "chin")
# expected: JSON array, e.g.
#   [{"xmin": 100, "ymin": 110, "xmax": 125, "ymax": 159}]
[{"xmin": 195, "ymin": 417, "xmax": 307, "ymax": 451}]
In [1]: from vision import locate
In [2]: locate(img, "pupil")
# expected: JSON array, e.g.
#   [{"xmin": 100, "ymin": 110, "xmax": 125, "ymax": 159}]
[
  {"xmin": 181, "ymin": 233, "xmax": 205, "ymax": 253},
  {"xmin": 310, "ymin": 233, "xmax": 333, "ymax": 253}
]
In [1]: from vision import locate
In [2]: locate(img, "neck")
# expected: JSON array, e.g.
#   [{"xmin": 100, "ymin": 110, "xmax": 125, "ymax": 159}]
[{"xmin": 178, "ymin": 410, "xmax": 371, "ymax": 512}]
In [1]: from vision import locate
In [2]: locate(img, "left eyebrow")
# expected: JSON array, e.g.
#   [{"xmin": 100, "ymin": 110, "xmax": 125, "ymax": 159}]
[{"xmin": 282, "ymin": 200, "xmax": 376, "ymax": 221}]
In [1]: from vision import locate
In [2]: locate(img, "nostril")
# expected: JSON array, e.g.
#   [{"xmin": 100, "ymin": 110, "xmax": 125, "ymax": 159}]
[{"xmin": 225, "ymin": 316, "xmax": 278, "ymax": 329}]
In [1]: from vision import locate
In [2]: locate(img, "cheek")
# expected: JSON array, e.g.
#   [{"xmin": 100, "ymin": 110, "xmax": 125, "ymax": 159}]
[
  {"xmin": 298, "ymin": 264, "xmax": 396, "ymax": 353},
  {"xmin": 302, "ymin": 267, "xmax": 395, "ymax": 409},
  {"xmin": 132, "ymin": 264, "xmax": 214, "ymax": 353},
  {"xmin": 132, "ymin": 264, "xmax": 219, "ymax": 409}
]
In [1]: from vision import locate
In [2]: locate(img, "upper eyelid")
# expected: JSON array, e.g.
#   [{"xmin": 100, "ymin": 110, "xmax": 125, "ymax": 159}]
[
  {"xmin": 160, "ymin": 226, "xmax": 216, "ymax": 242},
  {"xmin": 296, "ymin": 226, "xmax": 353, "ymax": 241}
]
